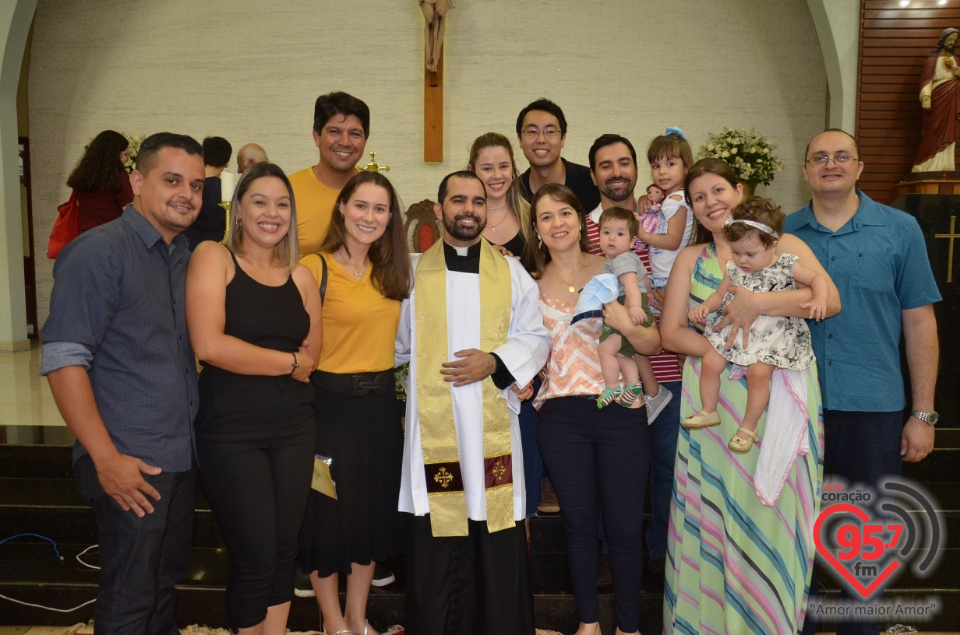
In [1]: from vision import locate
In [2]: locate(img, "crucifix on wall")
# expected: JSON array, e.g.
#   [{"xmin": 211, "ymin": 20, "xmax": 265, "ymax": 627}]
[{"xmin": 420, "ymin": 0, "xmax": 455, "ymax": 162}]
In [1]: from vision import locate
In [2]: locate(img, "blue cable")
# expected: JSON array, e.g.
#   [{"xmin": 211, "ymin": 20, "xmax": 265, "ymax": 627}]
[{"xmin": 0, "ymin": 533, "xmax": 63, "ymax": 559}]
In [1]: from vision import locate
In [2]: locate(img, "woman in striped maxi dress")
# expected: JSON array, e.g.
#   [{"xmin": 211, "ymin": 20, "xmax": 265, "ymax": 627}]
[{"xmin": 656, "ymin": 158, "xmax": 839, "ymax": 634}]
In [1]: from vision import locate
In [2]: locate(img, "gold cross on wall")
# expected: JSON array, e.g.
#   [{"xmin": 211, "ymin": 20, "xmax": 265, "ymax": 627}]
[{"xmin": 935, "ymin": 215, "xmax": 960, "ymax": 283}]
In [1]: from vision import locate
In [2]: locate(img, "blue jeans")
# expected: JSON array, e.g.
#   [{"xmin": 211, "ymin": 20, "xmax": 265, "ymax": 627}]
[
  {"xmin": 537, "ymin": 396, "xmax": 650, "ymax": 632},
  {"xmin": 645, "ymin": 380, "xmax": 681, "ymax": 559},
  {"xmin": 801, "ymin": 409, "xmax": 905, "ymax": 635},
  {"xmin": 75, "ymin": 454, "xmax": 196, "ymax": 635},
  {"xmin": 598, "ymin": 380, "xmax": 680, "ymax": 558},
  {"xmin": 519, "ymin": 378, "xmax": 543, "ymax": 517}
]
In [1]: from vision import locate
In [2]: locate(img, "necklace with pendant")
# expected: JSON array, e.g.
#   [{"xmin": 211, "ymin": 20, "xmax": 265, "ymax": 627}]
[
  {"xmin": 486, "ymin": 206, "xmax": 510, "ymax": 232},
  {"xmin": 554, "ymin": 259, "xmax": 584, "ymax": 294},
  {"xmin": 337, "ymin": 249, "xmax": 367, "ymax": 279}
]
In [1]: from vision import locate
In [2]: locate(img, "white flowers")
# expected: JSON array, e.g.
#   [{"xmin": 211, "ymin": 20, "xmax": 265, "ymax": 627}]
[{"xmin": 696, "ymin": 127, "xmax": 785, "ymax": 186}]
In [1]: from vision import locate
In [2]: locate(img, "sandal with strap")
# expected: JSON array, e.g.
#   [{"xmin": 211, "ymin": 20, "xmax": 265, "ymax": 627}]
[
  {"xmin": 597, "ymin": 387, "xmax": 622, "ymax": 409},
  {"xmin": 728, "ymin": 426, "xmax": 760, "ymax": 453},
  {"xmin": 618, "ymin": 381, "xmax": 643, "ymax": 408},
  {"xmin": 681, "ymin": 410, "xmax": 721, "ymax": 429}
]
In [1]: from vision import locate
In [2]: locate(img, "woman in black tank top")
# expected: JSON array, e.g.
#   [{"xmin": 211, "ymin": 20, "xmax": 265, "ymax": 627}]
[{"xmin": 186, "ymin": 163, "xmax": 322, "ymax": 635}]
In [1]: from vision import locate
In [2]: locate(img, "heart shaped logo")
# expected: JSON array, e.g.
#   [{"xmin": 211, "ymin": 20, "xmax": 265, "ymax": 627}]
[{"xmin": 814, "ymin": 503, "xmax": 901, "ymax": 599}]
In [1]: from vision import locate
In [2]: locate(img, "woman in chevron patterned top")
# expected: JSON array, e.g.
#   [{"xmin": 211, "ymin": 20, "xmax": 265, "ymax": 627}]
[{"xmin": 527, "ymin": 183, "xmax": 660, "ymax": 635}]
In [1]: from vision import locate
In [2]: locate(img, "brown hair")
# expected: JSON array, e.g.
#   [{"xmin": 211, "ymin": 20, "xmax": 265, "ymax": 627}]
[
  {"xmin": 722, "ymin": 197, "xmax": 784, "ymax": 249},
  {"xmin": 599, "ymin": 206, "xmax": 639, "ymax": 237},
  {"xmin": 467, "ymin": 132, "xmax": 532, "ymax": 246},
  {"xmin": 66, "ymin": 130, "xmax": 129, "ymax": 194},
  {"xmin": 524, "ymin": 183, "xmax": 590, "ymax": 279},
  {"xmin": 646, "ymin": 132, "xmax": 694, "ymax": 171},
  {"xmin": 684, "ymin": 158, "xmax": 741, "ymax": 245},
  {"xmin": 318, "ymin": 171, "xmax": 411, "ymax": 300}
]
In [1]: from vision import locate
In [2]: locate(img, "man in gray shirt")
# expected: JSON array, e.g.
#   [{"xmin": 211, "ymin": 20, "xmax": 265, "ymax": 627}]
[{"xmin": 42, "ymin": 132, "xmax": 205, "ymax": 635}]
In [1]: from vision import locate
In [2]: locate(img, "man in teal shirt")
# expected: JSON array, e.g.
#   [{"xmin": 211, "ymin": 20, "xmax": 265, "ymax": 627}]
[{"xmin": 787, "ymin": 129, "xmax": 941, "ymax": 635}]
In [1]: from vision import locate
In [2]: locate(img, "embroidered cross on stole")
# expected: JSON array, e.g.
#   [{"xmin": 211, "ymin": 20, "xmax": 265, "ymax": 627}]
[{"xmin": 414, "ymin": 239, "xmax": 515, "ymax": 537}]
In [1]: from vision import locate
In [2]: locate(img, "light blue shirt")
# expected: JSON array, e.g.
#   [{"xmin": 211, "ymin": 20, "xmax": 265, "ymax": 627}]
[{"xmin": 784, "ymin": 190, "xmax": 940, "ymax": 412}]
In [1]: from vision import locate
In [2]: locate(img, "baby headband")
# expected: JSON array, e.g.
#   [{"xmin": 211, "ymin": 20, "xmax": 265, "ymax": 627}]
[
  {"xmin": 665, "ymin": 126, "xmax": 685, "ymax": 139},
  {"xmin": 724, "ymin": 218, "xmax": 780, "ymax": 239}
]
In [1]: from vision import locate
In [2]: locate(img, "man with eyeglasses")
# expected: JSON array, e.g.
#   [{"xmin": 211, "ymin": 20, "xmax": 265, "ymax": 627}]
[
  {"xmin": 515, "ymin": 98, "xmax": 600, "ymax": 211},
  {"xmin": 785, "ymin": 129, "xmax": 941, "ymax": 635}
]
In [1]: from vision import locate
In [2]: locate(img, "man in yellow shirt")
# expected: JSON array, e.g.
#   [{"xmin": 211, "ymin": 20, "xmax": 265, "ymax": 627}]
[{"xmin": 290, "ymin": 91, "xmax": 369, "ymax": 255}]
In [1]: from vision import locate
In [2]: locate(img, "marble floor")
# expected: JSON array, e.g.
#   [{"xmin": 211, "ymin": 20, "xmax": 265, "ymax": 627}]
[{"xmin": 0, "ymin": 345, "xmax": 73, "ymax": 445}]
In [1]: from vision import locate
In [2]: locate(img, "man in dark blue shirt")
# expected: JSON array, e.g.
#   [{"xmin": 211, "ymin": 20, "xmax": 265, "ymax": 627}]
[{"xmin": 42, "ymin": 132, "xmax": 205, "ymax": 635}]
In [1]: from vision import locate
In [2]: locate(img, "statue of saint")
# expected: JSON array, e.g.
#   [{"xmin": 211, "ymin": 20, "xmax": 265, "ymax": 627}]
[
  {"xmin": 914, "ymin": 28, "xmax": 960, "ymax": 172},
  {"xmin": 419, "ymin": 0, "xmax": 455, "ymax": 73}
]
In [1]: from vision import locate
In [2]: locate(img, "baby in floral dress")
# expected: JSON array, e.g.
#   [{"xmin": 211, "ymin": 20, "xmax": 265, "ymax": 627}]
[{"xmin": 683, "ymin": 198, "xmax": 828, "ymax": 453}]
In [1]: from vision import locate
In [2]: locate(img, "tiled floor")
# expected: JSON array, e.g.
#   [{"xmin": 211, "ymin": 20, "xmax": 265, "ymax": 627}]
[{"xmin": 0, "ymin": 346, "xmax": 74, "ymax": 446}]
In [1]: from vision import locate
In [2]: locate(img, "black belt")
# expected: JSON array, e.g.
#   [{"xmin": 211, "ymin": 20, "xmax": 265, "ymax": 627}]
[{"xmin": 311, "ymin": 369, "xmax": 395, "ymax": 397}]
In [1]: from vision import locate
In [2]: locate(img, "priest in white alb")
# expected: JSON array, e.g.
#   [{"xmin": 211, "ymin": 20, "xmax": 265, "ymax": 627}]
[{"xmin": 395, "ymin": 170, "xmax": 550, "ymax": 635}]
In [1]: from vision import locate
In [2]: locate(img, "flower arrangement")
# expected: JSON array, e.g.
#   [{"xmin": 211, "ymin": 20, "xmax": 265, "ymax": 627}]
[
  {"xmin": 122, "ymin": 133, "xmax": 146, "ymax": 173},
  {"xmin": 696, "ymin": 127, "xmax": 785, "ymax": 186},
  {"xmin": 84, "ymin": 132, "xmax": 146, "ymax": 174}
]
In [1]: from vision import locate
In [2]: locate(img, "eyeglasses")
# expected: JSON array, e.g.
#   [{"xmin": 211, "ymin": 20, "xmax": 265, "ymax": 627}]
[
  {"xmin": 521, "ymin": 126, "xmax": 561, "ymax": 140},
  {"xmin": 805, "ymin": 153, "xmax": 859, "ymax": 166}
]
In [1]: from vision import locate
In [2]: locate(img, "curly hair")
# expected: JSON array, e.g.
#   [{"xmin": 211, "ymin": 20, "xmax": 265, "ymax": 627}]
[
  {"xmin": 722, "ymin": 197, "xmax": 784, "ymax": 249},
  {"xmin": 66, "ymin": 130, "xmax": 128, "ymax": 194}
]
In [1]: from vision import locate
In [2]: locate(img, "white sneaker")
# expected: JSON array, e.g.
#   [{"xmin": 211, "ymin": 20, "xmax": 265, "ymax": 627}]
[
  {"xmin": 371, "ymin": 562, "xmax": 396, "ymax": 587},
  {"xmin": 293, "ymin": 568, "xmax": 315, "ymax": 597},
  {"xmin": 645, "ymin": 385, "xmax": 673, "ymax": 424}
]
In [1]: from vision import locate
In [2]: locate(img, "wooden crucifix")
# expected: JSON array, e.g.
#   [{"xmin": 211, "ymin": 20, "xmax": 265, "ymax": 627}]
[{"xmin": 420, "ymin": 0, "xmax": 455, "ymax": 162}]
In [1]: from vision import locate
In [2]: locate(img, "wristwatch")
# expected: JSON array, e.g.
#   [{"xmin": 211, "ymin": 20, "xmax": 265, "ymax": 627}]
[{"xmin": 910, "ymin": 410, "xmax": 939, "ymax": 426}]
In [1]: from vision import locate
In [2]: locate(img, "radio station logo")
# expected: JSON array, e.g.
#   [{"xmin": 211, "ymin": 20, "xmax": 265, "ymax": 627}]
[{"xmin": 814, "ymin": 478, "xmax": 944, "ymax": 604}]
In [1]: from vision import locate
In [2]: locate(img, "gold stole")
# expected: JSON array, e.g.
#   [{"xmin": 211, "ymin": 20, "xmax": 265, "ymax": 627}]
[{"xmin": 415, "ymin": 240, "xmax": 515, "ymax": 537}]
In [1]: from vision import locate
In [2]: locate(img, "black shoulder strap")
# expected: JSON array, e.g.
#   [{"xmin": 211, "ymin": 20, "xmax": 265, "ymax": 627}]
[{"xmin": 317, "ymin": 253, "xmax": 328, "ymax": 305}]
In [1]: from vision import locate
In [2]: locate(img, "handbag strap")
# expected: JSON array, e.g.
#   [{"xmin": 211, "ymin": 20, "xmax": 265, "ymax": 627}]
[{"xmin": 315, "ymin": 252, "xmax": 328, "ymax": 305}]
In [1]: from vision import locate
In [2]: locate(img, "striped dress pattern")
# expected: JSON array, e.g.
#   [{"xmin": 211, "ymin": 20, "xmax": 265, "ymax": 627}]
[{"xmin": 663, "ymin": 244, "xmax": 823, "ymax": 635}]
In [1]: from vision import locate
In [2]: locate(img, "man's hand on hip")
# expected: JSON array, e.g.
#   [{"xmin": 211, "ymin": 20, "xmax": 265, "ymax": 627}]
[{"xmin": 96, "ymin": 452, "xmax": 163, "ymax": 517}]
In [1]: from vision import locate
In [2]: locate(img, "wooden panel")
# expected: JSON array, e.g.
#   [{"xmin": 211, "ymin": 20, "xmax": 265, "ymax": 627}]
[
  {"xmin": 857, "ymin": 3, "xmax": 960, "ymax": 203},
  {"xmin": 866, "ymin": 29, "xmax": 956, "ymax": 38},
  {"xmin": 423, "ymin": 53, "xmax": 443, "ymax": 162},
  {"xmin": 865, "ymin": 0, "xmax": 958, "ymax": 7},
  {"xmin": 864, "ymin": 18, "xmax": 960, "ymax": 29},
  {"xmin": 862, "ymin": 47, "xmax": 939, "ymax": 56},
  {"xmin": 864, "ymin": 10, "xmax": 956, "ymax": 20}
]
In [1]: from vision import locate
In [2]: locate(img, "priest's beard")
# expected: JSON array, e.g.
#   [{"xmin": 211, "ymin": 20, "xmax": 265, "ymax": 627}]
[{"xmin": 443, "ymin": 213, "xmax": 486, "ymax": 242}]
